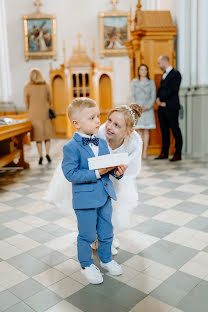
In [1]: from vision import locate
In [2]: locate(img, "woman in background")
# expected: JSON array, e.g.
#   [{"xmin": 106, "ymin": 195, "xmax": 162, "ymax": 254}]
[
  {"xmin": 130, "ymin": 64, "xmax": 156, "ymax": 159},
  {"xmin": 24, "ymin": 68, "xmax": 54, "ymax": 164}
]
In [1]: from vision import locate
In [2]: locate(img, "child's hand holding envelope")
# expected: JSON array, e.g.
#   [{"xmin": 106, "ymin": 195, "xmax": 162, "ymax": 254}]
[
  {"xmin": 114, "ymin": 164, "xmax": 128, "ymax": 176},
  {"xmin": 98, "ymin": 166, "xmax": 117, "ymax": 176},
  {"xmin": 88, "ymin": 153, "xmax": 129, "ymax": 171}
]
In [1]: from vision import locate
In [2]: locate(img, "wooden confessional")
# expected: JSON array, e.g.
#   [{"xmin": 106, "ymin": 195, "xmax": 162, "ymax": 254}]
[{"xmin": 50, "ymin": 35, "xmax": 114, "ymax": 138}]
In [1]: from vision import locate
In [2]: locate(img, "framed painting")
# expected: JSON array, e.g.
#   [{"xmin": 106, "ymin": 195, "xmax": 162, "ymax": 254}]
[
  {"xmin": 99, "ymin": 8, "xmax": 131, "ymax": 57},
  {"xmin": 22, "ymin": 10, "xmax": 57, "ymax": 61}
]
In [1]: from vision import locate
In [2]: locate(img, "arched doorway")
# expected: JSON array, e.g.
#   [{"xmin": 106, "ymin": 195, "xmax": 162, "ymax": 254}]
[
  {"xmin": 52, "ymin": 75, "xmax": 67, "ymax": 137},
  {"xmin": 99, "ymin": 74, "xmax": 113, "ymax": 124}
]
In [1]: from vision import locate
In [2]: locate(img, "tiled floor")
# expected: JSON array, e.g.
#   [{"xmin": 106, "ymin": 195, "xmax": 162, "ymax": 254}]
[{"xmin": 0, "ymin": 139, "xmax": 208, "ymax": 312}]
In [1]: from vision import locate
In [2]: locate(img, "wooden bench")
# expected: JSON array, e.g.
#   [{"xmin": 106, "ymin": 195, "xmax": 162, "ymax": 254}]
[{"xmin": 0, "ymin": 119, "xmax": 32, "ymax": 169}]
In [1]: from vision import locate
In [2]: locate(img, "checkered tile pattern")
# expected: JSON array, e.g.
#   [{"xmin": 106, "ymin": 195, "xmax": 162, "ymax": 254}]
[{"xmin": 0, "ymin": 139, "xmax": 208, "ymax": 312}]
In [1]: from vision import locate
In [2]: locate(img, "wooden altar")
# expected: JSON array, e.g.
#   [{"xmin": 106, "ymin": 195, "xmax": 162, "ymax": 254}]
[
  {"xmin": 0, "ymin": 118, "xmax": 31, "ymax": 169},
  {"xmin": 50, "ymin": 35, "xmax": 114, "ymax": 138},
  {"xmin": 126, "ymin": 1, "xmax": 177, "ymax": 155}
]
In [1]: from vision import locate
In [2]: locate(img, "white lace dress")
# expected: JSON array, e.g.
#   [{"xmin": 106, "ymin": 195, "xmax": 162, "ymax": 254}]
[{"xmin": 44, "ymin": 125, "xmax": 142, "ymax": 232}]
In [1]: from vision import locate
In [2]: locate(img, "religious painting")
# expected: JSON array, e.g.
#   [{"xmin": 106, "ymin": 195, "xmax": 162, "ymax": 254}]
[
  {"xmin": 99, "ymin": 7, "xmax": 130, "ymax": 57},
  {"xmin": 23, "ymin": 9, "xmax": 56, "ymax": 61}
]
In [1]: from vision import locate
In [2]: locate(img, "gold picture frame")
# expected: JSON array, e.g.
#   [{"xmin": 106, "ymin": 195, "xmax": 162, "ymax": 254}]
[
  {"xmin": 22, "ymin": 6, "xmax": 57, "ymax": 61},
  {"xmin": 99, "ymin": 6, "xmax": 131, "ymax": 57}
]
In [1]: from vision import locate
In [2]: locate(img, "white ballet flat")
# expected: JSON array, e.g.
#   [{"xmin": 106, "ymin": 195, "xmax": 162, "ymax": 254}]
[
  {"xmin": 111, "ymin": 246, "xmax": 118, "ymax": 255},
  {"xmin": 112, "ymin": 239, "xmax": 120, "ymax": 249}
]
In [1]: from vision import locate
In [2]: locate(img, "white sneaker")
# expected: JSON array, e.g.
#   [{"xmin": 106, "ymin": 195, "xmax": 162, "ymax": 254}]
[
  {"xmin": 112, "ymin": 239, "xmax": 120, "ymax": 249},
  {"xmin": 111, "ymin": 246, "xmax": 118, "ymax": 255},
  {"xmin": 81, "ymin": 264, "xmax": 103, "ymax": 284},
  {"xmin": 100, "ymin": 260, "xmax": 122, "ymax": 276}
]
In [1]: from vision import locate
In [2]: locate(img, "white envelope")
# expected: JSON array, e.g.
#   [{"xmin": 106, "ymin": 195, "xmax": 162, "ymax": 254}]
[{"xmin": 88, "ymin": 153, "xmax": 129, "ymax": 170}]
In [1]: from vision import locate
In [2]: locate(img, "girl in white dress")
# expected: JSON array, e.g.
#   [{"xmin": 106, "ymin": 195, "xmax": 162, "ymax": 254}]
[{"xmin": 44, "ymin": 104, "xmax": 143, "ymax": 254}]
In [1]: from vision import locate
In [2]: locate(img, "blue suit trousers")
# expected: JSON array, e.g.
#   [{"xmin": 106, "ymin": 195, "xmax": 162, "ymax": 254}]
[{"xmin": 75, "ymin": 197, "xmax": 113, "ymax": 268}]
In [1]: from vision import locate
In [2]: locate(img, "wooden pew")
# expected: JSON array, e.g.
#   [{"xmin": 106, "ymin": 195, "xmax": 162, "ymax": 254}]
[{"xmin": 0, "ymin": 119, "xmax": 32, "ymax": 169}]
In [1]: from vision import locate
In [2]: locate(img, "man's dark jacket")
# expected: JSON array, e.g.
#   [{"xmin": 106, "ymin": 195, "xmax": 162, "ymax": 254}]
[{"xmin": 157, "ymin": 68, "xmax": 181, "ymax": 111}]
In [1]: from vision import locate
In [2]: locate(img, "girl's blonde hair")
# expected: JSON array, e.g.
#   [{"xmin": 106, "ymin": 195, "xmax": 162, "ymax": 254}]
[
  {"xmin": 108, "ymin": 103, "xmax": 142, "ymax": 132},
  {"xmin": 29, "ymin": 68, "xmax": 46, "ymax": 84}
]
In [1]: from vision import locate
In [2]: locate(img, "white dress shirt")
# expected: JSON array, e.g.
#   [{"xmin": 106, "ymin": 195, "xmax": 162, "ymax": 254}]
[
  {"xmin": 77, "ymin": 132, "xmax": 101, "ymax": 179},
  {"xmin": 162, "ymin": 65, "xmax": 173, "ymax": 80}
]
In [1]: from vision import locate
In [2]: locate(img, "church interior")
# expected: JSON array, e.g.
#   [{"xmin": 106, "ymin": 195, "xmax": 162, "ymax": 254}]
[{"xmin": 0, "ymin": 0, "xmax": 208, "ymax": 311}]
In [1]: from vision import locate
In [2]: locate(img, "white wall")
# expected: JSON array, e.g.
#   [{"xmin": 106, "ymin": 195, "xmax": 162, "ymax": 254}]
[
  {"xmin": 5, "ymin": 0, "xmax": 138, "ymax": 109},
  {"xmin": 0, "ymin": 0, "xmax": 12, "ymax": 103}
]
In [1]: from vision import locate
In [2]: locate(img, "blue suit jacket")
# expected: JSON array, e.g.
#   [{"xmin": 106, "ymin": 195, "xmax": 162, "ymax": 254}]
[{"xmin": 62, "ymin": 133, "xmax": 121, "ymax": 210}]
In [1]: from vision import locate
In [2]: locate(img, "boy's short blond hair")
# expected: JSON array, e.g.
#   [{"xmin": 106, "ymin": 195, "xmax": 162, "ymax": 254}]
[{"xmin": 68, "ymin": 97, "xmax": 97, "ymax": 121}]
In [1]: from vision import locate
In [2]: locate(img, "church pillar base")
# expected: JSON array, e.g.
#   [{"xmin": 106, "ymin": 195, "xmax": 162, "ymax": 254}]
[{"xmin": 181, "ymin": 86, "xmax": 208, "ymax": 157}]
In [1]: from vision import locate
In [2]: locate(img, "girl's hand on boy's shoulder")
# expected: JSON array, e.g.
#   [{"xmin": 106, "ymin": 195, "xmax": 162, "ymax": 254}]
[
  {"xmin": 98, "ymin": 166, "xmax": 116, "ymax": 176},
  {"xmin": 115, "ymin": 164, "xmax": 128, "ymax": 176}
]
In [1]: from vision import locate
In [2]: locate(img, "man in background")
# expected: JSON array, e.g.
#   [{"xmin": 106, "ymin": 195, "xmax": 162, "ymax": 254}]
[{"xmin": 156, "ymin": 55, "xmax": 183, "ymax": 161}]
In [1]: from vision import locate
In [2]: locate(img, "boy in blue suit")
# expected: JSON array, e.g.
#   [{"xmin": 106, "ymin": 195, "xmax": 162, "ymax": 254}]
[{"xmin": 62, "ymin": 98, "xmax": 127, "ymax": 284}]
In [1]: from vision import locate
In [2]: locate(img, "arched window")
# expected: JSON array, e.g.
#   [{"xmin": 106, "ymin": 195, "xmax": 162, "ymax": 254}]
[
  {"xmin": 85, "ymin": 74, "xmax": 89, "ymax": 87},
  {"xmin": 79, "ymin": 74, "xmax": 83, "ymax": 87},
  {"xmin": 72, "ymin": 74, "xmax": 76, "ymax": 87}
]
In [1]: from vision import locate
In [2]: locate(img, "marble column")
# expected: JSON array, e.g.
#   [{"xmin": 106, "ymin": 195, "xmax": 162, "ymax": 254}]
[
  {"xmin": 176, "ymin": 0, "xmax": 191, "ymax": 88},
  {"xmin": 191, "ymin": 0, "xmax": 208, "ymax": 156},
  {"xmin": 178, "ymin": 0, "xmax": 208, "ymax": 156},
  {"xmin": 0, "ymin": 0, "xmax": 12, "ymax": 106},
  {"xmin": 197, "ymin": 0, "xmax": 208, "ymax": 86},
  {"xmin": 175, "ymin": 0, "xmax": 192, "ymax": 154},
  {"xmin": 190, "ymin": 0, "xmax": 198, "ymax": 87}
]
